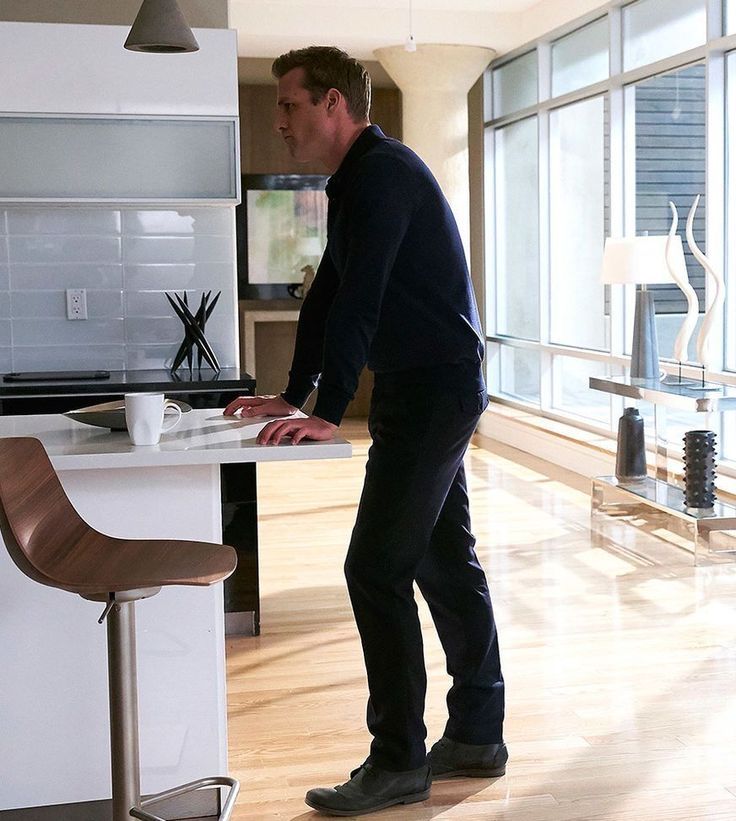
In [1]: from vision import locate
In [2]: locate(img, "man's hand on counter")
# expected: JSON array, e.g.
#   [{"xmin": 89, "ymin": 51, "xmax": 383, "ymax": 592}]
[
  {"xmin": 256, "ymin": 415, "xmax": 338, "ymax": 445},
  {"xmin": 223, "ymin": 394, "xmax": 298, "ymax": 419},
  {"xmin": 223, "ymin": 394, "xmax": 337, "ymax": 444}
]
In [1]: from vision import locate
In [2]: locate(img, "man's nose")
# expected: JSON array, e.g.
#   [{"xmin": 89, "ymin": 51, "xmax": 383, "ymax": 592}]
[{"xmin": 274, "ymin": 112, "xmax": 286, "ymax": 133}]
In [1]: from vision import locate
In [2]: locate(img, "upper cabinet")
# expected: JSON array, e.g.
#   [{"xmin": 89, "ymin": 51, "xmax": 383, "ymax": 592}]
[
  {"xmin": 0, "ymin": 116, "xmax": 239, "ymax": 202},
  {"xmin": 0, "ymin": 23, "xmax": 239, "ymax": 204}
]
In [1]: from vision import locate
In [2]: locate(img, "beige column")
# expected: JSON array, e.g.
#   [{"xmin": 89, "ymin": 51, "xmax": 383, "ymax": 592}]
[{"xmin": 373, "ymin": 43, "xmax": 495, "ymax": 260}]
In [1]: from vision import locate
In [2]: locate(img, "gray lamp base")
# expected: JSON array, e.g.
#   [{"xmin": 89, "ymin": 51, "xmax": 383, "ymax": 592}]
[{"xmin": 631, "ymin": 288, "xmax": 660, "ymax": 381}]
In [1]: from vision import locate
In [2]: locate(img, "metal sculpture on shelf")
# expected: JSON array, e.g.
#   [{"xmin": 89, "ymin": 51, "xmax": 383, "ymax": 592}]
[
  {"xmin": 666, "ymin": 200, "xmax": 699, "ymax": 364},
  {"xmin": 166, "ymin": 290, "xmax": 221, "ymax": 374}
]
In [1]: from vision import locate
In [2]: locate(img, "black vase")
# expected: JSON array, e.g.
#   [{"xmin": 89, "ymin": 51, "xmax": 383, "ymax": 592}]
[
  {"xmin": 615, "ymin": 407, "xmax": 646, "ymax": 482},
  {"xmin": 683, "ymin": 430, "xmax": 717, "ymax": 509}
]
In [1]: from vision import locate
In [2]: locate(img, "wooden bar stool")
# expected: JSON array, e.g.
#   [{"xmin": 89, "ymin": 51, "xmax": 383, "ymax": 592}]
[{"xmin": 0, "ymin": 437, "xmax": 240, "ymax": 821}]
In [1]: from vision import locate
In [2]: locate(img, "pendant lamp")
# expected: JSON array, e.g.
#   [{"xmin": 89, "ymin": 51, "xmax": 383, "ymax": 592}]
[{"xmin": 124, "ymin": 0, "xmax": 199, "ymax": 53}]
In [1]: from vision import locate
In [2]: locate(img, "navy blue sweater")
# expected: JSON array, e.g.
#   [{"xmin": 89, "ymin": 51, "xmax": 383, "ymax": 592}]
[{"xmin": 281, "ymin": 125, "xmax": 484, "ymax": 425}]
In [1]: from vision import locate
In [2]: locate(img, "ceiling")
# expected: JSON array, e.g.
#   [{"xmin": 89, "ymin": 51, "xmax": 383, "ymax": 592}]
[
  {"xmin": 235, "ymin": 0, "xmax": 540, "ymax": 9},
  {"xmin": 230, "ymin": 0, "xmax": 609, "ymax": 76}
]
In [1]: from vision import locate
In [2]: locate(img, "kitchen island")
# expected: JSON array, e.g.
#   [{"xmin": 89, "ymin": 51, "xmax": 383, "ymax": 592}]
[
  {"xmin": 0, "ymin": 409, "xmax": 350, "ymax": 818},
  {"xmin": 0, "ymin": 368, "xmax": 267, "ymax": 634}
]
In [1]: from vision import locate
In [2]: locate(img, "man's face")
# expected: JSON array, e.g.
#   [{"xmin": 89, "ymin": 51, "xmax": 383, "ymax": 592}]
[{"xmin": 275, "ymin": 68, "xmax": 332, "ymax": 164}]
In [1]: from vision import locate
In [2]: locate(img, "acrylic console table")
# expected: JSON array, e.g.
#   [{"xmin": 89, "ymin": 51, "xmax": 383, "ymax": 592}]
[{"xmin": 589, "ymin": 375, "xmax": 736, "ymax": 565}]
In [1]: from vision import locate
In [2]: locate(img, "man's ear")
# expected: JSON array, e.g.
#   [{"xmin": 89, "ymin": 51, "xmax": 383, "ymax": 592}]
[{"xmin": 325, "ymin": 88, "xmax": 343, "ymax": 114}]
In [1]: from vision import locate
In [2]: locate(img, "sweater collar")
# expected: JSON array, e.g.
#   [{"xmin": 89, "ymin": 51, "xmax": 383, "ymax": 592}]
[{"xmin": 326, "ymin": 124, "xmax": 386, "ymax": 198}]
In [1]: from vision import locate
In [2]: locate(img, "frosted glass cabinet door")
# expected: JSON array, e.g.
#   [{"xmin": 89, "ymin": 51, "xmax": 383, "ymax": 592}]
[{"xmin": 0, "ymin": 117, "xmax": 239, "ymax": 202}]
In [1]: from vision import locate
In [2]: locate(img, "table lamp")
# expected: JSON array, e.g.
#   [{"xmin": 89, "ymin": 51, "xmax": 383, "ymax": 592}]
[{"xmin": 601, "ymin": 236, "xmax": 673, "ymax": 381}]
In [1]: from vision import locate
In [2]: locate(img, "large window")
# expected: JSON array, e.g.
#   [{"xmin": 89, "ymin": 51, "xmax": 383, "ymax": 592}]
[
  {"xmin": 549, "ymin": 95, "xmax": 608, "ymax": 350},
  {"xmin": 726, "ymin": 52, "xmax": 736, "ymax": 374},
  {"xmin": 622, "ymin": 0, "xmax": 706, "ymax": 71},
  {"xmin": 492, "ymin": 52, "xmax": 537, "ymax": 118},
  {"xmin": 552, "ymin": 18, "xmax": 609, "ymax": 97},
  {"xmin": 552, "ymin": 357, "xmax": 620, "ymax": 424},
  {"xmin": 494, "ymin": 117, "xmax": 539, "ymax": 340},
  {"xmin": 498, "ymin": 345, "xmax": 540, "ymax": 404},
  {"xmin": 485, "ymin": 0, "xmax": 736, "ymax": 461},
  {"xmin": 630, "ymin": 64, "xmax": 706, "ymax": 362}
]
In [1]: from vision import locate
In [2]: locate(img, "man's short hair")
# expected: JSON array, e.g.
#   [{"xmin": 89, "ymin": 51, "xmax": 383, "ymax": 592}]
[{"xmin": 272, "ymin": 46, "xmax": 371, "ymax": 122}]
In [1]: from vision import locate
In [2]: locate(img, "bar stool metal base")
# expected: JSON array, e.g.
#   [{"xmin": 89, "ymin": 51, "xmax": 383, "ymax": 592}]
[
  {"xmin": 131, "ymin": 776, "xmax": 240, "ymax": 821},
  {"xmin": 95, "ymin": 594, "xmax": 239, "ymax": 821}
]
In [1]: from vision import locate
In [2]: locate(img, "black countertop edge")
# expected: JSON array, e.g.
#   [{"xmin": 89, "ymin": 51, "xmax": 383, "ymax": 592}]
[{"xmin": 0, "ymin": 368, "xmax": 255, "ymax": 397}]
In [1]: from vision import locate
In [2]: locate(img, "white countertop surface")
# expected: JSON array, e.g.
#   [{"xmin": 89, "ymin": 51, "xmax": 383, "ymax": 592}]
[{"xmin": 0, "ymin": 408, "xmax": 352, "ymax": 470}]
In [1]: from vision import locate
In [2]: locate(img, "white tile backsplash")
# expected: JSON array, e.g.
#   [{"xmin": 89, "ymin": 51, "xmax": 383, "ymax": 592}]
[
  {"xmin": 9, "ymin": 291, "xmax": 66, "ymax": 318},
  {"xmin": 9, "ymin": 235, "xmax": 121, "ymax": 265},
  {"xmin": 7, "ymin": 210, "xmax": 121, "ymax": 235},
  {"xmin": 123, "ymin": 262, "xmax": 233, "ymax": 292},
  {"xmin": 125, "ymin": 316, "xmax": 182, "ymax": 345},
  {"xmin": 0, "ymin": 207, "xmax": 237, "ymax": 371},
  {"xmin": 0, "ymin": 348, "xmax": 12, "ymax": 372},
  {"xmin": 0, "ymin": 320, "xmax": 10, "ymax": 347},
  {"xmin": 123, "ymin": 235, "xmax": 233, "ymax": 265},
  {"xmin": 122, "ymin": 209, "xmax": 233, "ymax": 236},
  {"xmin": 13, "ymin": 318, "xmax": 125, "ymax": 346},
  {"xmin": 125, "ymin": 344, "xmax": 178, "ymax": 371},
  {"xmin": 12, "ymin": 345, "xmax": 127, "ymax": 372},
  {"xmin": 11, "ymin": 263, "xmax": 124, "ymax": 290},
  {"xmin": 11, "ymin": 290, "xmax": 124, "ymax": 319},
  {"xmin": 125, "ymin": 289, "xmax": 181, "ymax": 317},
  {"xmin": 89, "ymin": 290, "xmax": 125, "ymax": 319}
]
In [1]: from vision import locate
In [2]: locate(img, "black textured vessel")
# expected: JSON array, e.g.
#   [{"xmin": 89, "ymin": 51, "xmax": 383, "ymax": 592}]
[{"xmin": 683, "ymin": 430, "xmax": 717, "ymax": 509}]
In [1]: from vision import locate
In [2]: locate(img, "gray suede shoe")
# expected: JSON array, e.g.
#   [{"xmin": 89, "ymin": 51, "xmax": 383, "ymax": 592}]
[
  {"xmin": 304, "ymin": 761, "xmax": 431, "ymax": 817},
  {"xmin": 428, "ymin": 737, "xmax": 508, "ymax": 779}
]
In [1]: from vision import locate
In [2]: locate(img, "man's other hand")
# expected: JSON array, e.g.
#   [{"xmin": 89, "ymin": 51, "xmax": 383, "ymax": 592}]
[
  {"xmin": 223, "ymin": 394, "xmax": 298, "ymax": 418},
  {"xmin": 257, "ymin": 415, "xmax": 337, "ymax": 445}
]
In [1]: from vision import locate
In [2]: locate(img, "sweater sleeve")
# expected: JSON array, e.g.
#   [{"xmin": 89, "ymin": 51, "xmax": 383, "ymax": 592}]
[
  {"xmin": 280, "ymin": 251, "xmax": 339, "ymax": 410},
  {"xmin": 312, "ymin": 157, "xmax": 415, "ymax": 425}
]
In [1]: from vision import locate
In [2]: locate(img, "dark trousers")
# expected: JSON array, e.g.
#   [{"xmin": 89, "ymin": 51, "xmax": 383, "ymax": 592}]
[{"xmin": 344, "ymin": 370, "xmax": 505, "ymax": 771}]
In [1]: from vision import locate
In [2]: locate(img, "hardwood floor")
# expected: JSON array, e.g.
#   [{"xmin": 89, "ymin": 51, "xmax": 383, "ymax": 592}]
[{"xmin": 225, "ymin": 420, "xmax": 736, "ymax": 820}]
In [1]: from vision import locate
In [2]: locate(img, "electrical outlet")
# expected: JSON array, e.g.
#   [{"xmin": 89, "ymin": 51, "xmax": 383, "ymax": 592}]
[{"xmin": 66, "ymin": 288, "xmax": 88, "ymax": 320}]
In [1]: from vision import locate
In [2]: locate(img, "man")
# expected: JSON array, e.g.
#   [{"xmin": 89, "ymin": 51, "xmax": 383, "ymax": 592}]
[{"xmin": 224, "ymin": 46, "xmax": 505, "ymax": 817}]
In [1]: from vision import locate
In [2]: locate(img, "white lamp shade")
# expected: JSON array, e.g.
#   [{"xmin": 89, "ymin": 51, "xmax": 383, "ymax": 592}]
[{"xmin": 601, "ymin": 236, "xmax": 675, "ymax": 285}]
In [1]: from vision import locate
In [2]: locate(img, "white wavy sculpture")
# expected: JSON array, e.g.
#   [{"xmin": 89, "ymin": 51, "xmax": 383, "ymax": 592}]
[
  {"xmin": 666, "ymin": 200, "xmax": 699, "ymax": 363},
  {"xmin": 686, "ymin": 194, "xmax": 725, "ymax": 370}
]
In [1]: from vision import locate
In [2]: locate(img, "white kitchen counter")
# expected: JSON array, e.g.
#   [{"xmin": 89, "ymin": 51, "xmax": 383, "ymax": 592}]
[
  {"xmin": 0, "ymin": 410, "xmax": 351, "ymax": 815},
  {"xmin": 0, "ymin": 407, "xmax": 351, "ymax": 469}
]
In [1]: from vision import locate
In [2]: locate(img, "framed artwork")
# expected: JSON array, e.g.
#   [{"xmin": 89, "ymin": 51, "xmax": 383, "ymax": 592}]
[{"xmin": 237, "ymin": 174, "xmax": 328, "ymax": 297}]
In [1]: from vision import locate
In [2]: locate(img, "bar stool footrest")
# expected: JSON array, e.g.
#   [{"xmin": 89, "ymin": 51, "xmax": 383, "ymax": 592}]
[{"xmin": 129, "ymin": 775, "xmax": 240, "ymax": 821}]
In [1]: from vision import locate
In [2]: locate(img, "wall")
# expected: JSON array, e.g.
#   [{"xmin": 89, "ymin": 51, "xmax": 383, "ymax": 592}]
[
  {"xmin": 0, "ymin": 208, "xmax": 237, "ymax": 372},
  {"xmin": 0, "ymin": 0, "xmax": 228, "ymax": 28},
  {"xmin": 468, "ymin": 75, "xmax": 486, "ymax": 336},
  {"xmin": 236, "ymin": 80, "xmax": 402, "ymax": 410},
  {"xmin": 239, "ymin": 83, "xmax": 402, "ymax": 174},
  {"xmin": 0, "ymin": 22, "xmax": 239, "ymax": 373}
]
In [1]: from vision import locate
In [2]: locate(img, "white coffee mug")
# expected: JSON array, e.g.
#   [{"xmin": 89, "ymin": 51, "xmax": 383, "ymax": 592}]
[{"xmin": 124, "ymin": 393, "xmax": 182, "ymax": 446}]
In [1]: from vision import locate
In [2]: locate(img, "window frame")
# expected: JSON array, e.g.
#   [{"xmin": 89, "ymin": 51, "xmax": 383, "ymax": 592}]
[{"xmin": 483, "ymin": 0, "xmax": 736, "ymax": 464}]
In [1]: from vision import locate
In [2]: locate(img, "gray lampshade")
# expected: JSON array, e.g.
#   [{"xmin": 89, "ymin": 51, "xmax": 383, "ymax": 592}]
[{"xmin": 124, "ymin": 0, "xmax": 199, "ymax": 53}]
